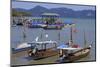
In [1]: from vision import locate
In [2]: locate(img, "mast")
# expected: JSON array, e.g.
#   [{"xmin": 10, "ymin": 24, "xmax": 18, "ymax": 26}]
[
  {"xmin": 58, "ymin": 30, "xmax": 60, "ymax": 44},
  {"xmin": 23, "ymin": 17, "xmax": 27, "ymax": 42},
  {"xmin": 40, "ymin": 29, "xmax": 43, "ymax": 49},
  {"xmin": 84, "ymin": 31, "xmax": 87, "ymax": 48},
  {"xmin": 69, "ymin": 25, "xmax": 73, "ymax": 47}
]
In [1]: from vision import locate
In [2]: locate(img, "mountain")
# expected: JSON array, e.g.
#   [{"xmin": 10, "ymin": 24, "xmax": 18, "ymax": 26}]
[
  {"xmin": 29, "ymin": 6, "xmax": 50, "ymax": 16},
  {"xmin": 50, "ymin": 7, "xmax": 76, "ymax": 17},
  {"xmin": 12, "ymin": 5, "xmax": 96, "ymax": 18}
]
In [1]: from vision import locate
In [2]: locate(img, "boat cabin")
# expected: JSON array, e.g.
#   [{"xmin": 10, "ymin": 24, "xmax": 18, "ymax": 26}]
[
  {"xmin": 57, "ymin": 44, "xmax": 81, "ymax": 57},
  {"xmin": 27, "ymin": 41, "xmax": 58, "ymax": 58},
  {"xmin": 28, "ymin": 41, "xmax": 57, "ymax": 51},
  {"xmin": 41, "ymin": 13, "xmax": 62, "ymax": 24}
]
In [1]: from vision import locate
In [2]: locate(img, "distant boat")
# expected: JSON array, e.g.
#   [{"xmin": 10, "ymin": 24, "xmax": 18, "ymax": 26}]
[
  {"xmin": 41, "ymin": 13, "xmax": 64, "ymax": 30},
  {"xmin": 57, "ymin": 24, "xmax": 91, "ymax": 63},
  {"xmin": 27, "ymin": 13, "xmax": 65, "ymax": 29},
  {"xmin": 28, "ymin": 22, "xmax": 47, "ymax": 28}
]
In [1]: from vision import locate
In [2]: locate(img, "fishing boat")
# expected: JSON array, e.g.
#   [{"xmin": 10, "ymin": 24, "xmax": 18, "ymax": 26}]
[
  {"xmin": 27, "ymin": 40, "xmax": 59, "ymax": 60},
  {"xmin": 57, "ymin": 24, "xmax": 92, "ymax": 63},
  {"xmin": 12, "ymin": 42, "xmax": 33, "ymax": 53},
  {"xmin": 57, "ymin": 44, "xmax": 91, "ymax": 63}
]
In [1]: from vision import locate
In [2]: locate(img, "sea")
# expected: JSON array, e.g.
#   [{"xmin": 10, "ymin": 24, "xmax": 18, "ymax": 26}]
[{"xmin": 11, "ymin": 18, "xmax": 96, "ymax": 65}]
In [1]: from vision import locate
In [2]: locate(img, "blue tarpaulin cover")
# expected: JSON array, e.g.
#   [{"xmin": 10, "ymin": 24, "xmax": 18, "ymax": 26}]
[{"xmin": 57, "ymin": 44, "xmax": 69, "ymax": 49}]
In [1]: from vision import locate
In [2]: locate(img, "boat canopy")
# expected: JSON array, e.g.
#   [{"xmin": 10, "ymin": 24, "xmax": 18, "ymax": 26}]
[
  {"xmin": 41, "ymin": 13, "xmax": 59, "ymax": 17},
  {"xmin": 57, "ymin": 44, "xmax": 81, "ymax": 50},
  {"xmin": 28, "ymin": 40, "xmax": 57, "ymax": 45},
  {"xmin": 57, "ymin": 44, "xmax": 69, "ymax": 49}
]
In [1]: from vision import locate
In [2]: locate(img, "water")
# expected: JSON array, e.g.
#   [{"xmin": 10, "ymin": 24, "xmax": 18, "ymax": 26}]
[{"xmin": 11, "ymin": 18, "xmax": 96, "ymax": 65}]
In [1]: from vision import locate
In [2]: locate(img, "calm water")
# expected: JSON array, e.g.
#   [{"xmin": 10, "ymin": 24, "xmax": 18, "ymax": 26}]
[{"xmin": 11, "ymin": 18, "xmax": 96, "ymax": 65}]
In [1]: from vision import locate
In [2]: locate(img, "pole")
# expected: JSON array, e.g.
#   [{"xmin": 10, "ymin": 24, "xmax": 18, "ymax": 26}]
[
  {"xmin": 23, "ymin": 18, "xmax": 27, "ymax": 42},
  {"xmin": 58, "ymin": 30, "xmax": 60, "ymax": 44},
  {"xmin": 84, "ymin": 31, "xmax": 87, "ymax": 48},
  {"xmin": 69, "ymin": 25, "xmax": 73, "ymax": 46}
]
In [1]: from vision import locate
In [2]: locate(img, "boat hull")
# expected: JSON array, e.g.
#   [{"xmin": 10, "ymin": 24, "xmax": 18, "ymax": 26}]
[
  {"xmin": 43, "ymin": 25, "xmax": 63, "ymax": 30},
  {"xmin": 28, "ymin": 48, "xmax": 59, "ymax": 60},
  {"xmin": 58, "ymin": 47, "xmax": 91, "ymax": 63}
]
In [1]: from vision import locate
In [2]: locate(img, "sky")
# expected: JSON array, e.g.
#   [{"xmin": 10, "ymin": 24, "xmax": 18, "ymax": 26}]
[{"xmin": 12, "ymin": 1, "xmax": 95, "ymax": 11}]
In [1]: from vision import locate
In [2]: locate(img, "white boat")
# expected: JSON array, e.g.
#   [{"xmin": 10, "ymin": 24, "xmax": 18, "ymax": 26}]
[{"xmin": 57, "ymin": 24, "xmax": 92, "ymax": 63}]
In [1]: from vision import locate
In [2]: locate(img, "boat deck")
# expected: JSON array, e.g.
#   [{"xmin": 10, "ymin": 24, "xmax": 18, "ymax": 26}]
[
  {"xmin": 32, "ymin": 49, "xmax": 59, "ymax": 60},
  {"xmin": 74, "ymin": 48, "xmax": 90, "ymax": 56}
]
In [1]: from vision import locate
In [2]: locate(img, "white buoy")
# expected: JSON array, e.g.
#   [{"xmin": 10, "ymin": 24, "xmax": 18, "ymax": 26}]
[{"xmin": 45, "ymin": 34, "xmax": 48, "ymax": 38}]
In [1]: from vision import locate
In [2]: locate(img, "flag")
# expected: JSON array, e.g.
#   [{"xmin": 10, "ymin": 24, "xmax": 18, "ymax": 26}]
[{"xmin": 73, "ymin": 28, "xmax": 77, "ymax": 33}]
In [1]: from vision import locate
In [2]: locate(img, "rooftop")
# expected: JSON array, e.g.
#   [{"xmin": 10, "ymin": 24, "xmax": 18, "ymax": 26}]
[{"xmin": 41, "ymin": 13, "xmax": 59, "ymax": 16}]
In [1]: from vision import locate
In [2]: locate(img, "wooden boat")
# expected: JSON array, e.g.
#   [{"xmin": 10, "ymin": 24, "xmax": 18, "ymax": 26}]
[
  {"xmin": 28, "ymin": 47, "xmax": 59, "ymax": 60},
  {"xmin": 57, "ymin": 24, "xmax": 92, "ymax": 63},
  {"xmin": 57, "ymin": 46, "xmax": 91, "ymax": 63},
  {"xmin": 67, "ymin": 47, "xmax": 91, "ymax": 62},
  {"xmin": 27, "ymin": 41, "xmax": 59, "ymax": 60}
]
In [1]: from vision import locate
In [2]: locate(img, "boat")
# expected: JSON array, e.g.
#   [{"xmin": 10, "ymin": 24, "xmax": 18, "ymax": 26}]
[
  {"xmin": 27, "ymin": 13, "xmax": 75, "ymax": 29},
  {"xmin": 27, "ymin": 40, "xmax": 59, "ymax": 60},
  {"xmin": 43, "ymin": 24, "xmax": 63, "ymax": 30},
  {"xmin": 57, "ymin": 44, "xmax": 91, "ymax": 63},
  {"xmin": 28, "ymin": 22, "xmax": 47, "ymax": 28},
  {"xmin": 41, "ymin": 13, "xmax": 64, "ymax": 30},
  {"xmin": 12, "ymin": 43, "xmax": 32, "ymax": 53},
  {"xmin": 57, "ymin": 24, "xmax": 92, "ymax": 63}
]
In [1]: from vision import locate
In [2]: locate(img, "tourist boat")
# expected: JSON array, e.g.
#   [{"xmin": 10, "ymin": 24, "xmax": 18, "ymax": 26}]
[
  {"xmin": 27, "ymin": 13, "xmax": 75, "ymax": 29},
  {"xmin": 27, "ymin": 40, "xmax": 59, "ymax": 60},
  {"xmin": 27, "ymin": 13, "xmax": 65, "ymax": 29},
  {"xmin": 41, "ymin": 13, "xmax": 64, "ymax": 30},
  {"xmin": 57, "ymin": 24, "xmax": 92, "ymax": 63}
]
